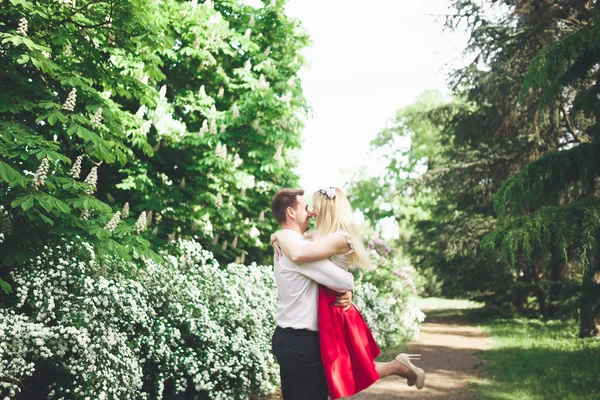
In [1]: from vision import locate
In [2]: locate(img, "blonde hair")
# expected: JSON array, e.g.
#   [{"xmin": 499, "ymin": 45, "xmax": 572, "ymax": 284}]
[{"xmin": 312, "ymin": 188, "xmax": 371, "ymax": 270}]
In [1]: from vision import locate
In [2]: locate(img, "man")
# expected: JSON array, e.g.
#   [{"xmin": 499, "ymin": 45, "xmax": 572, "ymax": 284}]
[{"xmin": 269, "ymin": 188, "xmax": 354, "ymax": 400}]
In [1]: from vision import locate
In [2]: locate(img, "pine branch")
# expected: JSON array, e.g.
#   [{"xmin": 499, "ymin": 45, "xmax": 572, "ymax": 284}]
[
  {"xmin": 494, "ymin": 140, "xmax": 600, "ymax": 218},
  {"xmin": 483, "ymin": 196, "xmax": 600, "ymax": 268}
]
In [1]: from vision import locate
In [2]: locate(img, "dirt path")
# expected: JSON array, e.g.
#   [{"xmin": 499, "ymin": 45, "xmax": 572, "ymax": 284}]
[{"xmin": 348, "ymin": 302, "xmax": 492, "ymax": 400}]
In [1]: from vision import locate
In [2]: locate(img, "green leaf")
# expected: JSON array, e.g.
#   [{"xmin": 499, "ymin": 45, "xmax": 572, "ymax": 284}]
[
  {"xmin": 0, "ymin": 161, "xmax": 25, "ymax": 187},
  {"xmin": 0, "ymin": 277, "xmax": 11, "ymax": 294},
  {"xmin": 21, "ymin": 196, "xmax": 34, "ymax": 211},
  {"xmin": 38, "ymin": 198, "xmax": 53, "ymax": 212}
]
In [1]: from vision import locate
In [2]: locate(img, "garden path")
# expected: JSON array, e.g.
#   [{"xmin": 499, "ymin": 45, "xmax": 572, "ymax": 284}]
[{"xmin": 349, "ymin": 299, "xmax": 491, "ymax": 400}]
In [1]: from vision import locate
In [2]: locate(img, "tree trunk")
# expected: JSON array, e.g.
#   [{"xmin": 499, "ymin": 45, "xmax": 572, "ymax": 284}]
[
  {"xmin": 579, "ymin": 256, "xmax": 600, "ymax": 338},
  {"xmin": 548, "ymin": 244, "xmax": 569, "ymax": 317}
]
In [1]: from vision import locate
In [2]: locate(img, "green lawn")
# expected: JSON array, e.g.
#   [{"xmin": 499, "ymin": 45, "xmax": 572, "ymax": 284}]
[{"xmin": 472, "ymin": 313, "xmax": 600, "ymax": 400}]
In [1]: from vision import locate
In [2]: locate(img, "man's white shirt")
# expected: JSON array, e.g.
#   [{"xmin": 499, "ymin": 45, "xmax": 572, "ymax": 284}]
[{"xmin": 273, "ymin": 229, "xmax": 355, "ymax": 331}]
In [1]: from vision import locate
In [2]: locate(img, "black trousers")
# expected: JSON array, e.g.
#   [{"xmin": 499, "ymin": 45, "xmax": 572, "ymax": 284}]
[{"xmin": 272, "ymin": 326, "xmax": 329, "ymax": 400}]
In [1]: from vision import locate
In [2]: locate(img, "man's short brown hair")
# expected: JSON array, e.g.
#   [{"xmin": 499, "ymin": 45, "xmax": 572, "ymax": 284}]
[{"xmin": 270, "ymin": 188, "xmax": 305, "ymax": 224}]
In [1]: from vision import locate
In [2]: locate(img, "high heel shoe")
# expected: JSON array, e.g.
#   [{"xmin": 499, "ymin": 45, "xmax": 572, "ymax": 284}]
[{"xmin": 395, "ymin": 353, "xmax": 425, "ymax": 389}]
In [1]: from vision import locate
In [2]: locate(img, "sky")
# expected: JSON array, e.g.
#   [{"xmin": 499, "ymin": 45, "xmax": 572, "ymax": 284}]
[{"xmin": 281, "ymin": 0, "xmax": 470, "ymax": 195}]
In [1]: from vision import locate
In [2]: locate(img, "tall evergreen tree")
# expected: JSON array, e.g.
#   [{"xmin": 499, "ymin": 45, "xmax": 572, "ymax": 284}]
[{"xmin": 484, "ymin": 2, "xmax": 600, "ymax": 337}]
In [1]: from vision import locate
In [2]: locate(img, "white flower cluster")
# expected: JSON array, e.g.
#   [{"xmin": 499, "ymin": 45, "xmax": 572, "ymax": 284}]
[
  {"xmin": 104, "ymin": 211, "xmax": 121, "ymax": 232},
  {"xmin": 122, "ymin": 202, "xmax": 130, "ymax": 218},
  {"xmin": 62, "ymin": 88, "xmax": 77, "ymax": 112},
  {"xmin": 136, "ymin": 105, "xmax": 147, "ymax": 119},
  {"xmin": 215, "ymin": 142, "xmax": 227, "ymax": 159},
  {"xmin": 31, "ymin": 157, "xmax": 50, "ymax": 190},
  {"xmin": 17, "ymin": 17, "xmax": 28, "ymax": 36},
  {"xmin": 69, "ymin": 155, "xmax": 83, "ymax": 179},
  {"xmin": 273, "ymin": 142, "xmax": 283, "ymax": 161},
  {"xmin": 91, "ymin": 107, "xmax": 103, "ymax": 127},
  {"xmin": 140, "ymin": 120, "xmax": 152, "ymax": 136},
  {"xmin": 232, "ymin": 104, "xmax": 240, "ymax": 118},
  {"xmin": 353, "ymin": 281, "xmax": 425, "ymax": 348},
  {"xmin": 135, "ymin": 211, "xmax": 147, "ymax": 233},
  {"xmin": 84, "ymin": 166, "xmax": 98, "ymax": 194},
  {"xmin": 233, "ymin": 153, "xmax": 243, "ymax": 168},
  {"xmin": 215, "ymin": 192, "xmax": 223, "ymax": 208},
  {"xmin": 2, "ymin": 239, "xmax": 280, "ymax": 399},
  {"xmin": 257, "ymin": 74, "xmax": 270, "ymax": 90}
]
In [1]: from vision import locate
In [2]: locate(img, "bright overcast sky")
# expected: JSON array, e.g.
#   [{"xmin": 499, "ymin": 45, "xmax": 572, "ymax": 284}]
[{"xmin": 282, "ymin": 0, "xmax": 469, "ymax": 195}]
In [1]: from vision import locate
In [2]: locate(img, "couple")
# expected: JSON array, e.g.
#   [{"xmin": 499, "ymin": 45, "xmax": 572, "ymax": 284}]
[{"xmin": 269, "ymin": 187, "xmax": 426, "ymax": 400}]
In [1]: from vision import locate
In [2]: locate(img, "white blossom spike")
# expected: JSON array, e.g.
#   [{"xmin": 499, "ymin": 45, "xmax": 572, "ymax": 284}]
[
  {"xmin": 205, "ymin": 0, "xmax": 213, "ymax": 8},
  {"xmin": 281, "ymin": 92, "xmax": 292, "ymax": 102},
  {"xmin": 140, "ymin": 120, "xmax": 152, "ymax": 136},
  {"xmin": 232, "ymin": 235, "xmax": 238, "ymax": 249},
  {"xmin": 80, "ymin": 209, "xmax": 92, "ymax": 220},
  {"xmin": 159, "ymin": 85, "xmax": 167, "ymax": 98},
  {"xmin": 221, "ymin": 240, "xmax": 228, "ymax": 251},
  {"xmin": 190, "ymin": 0, "xmax": 198, "ymax": 9},
  {"xmin": 83, "ymin": 166, "xmax": 98, "ymax": 194},
  {"xmin": 233, "ymin": 153, "xmax": 243, "ymax": 168},
  {"xmin": 152, "ymin": 226, "xmax": 158, "ymax": 235},
  {"xmin": 42, "ymin": 50, "xmax": 52, "ymax": 59},
  {"xmin": 180, "ymin": 177, "xmax": 186, "ymax": 188},
  {"xmin": 146, "ymin": 210, "xmax": 153, "ymax": 225},
  {"xmin": 199, "ymin": 85, "xmax": 207, "ymax": 97},
  {"xmin": 240, "ymin": 187, "xmax": 246, "ymax": 196},
  {"xmin": 244, "ymin": 60, "xmax": 252, "ymax": 71},
  {"xmin": 252, "ymin": 120, "xmax": 263, "ymax": 133},
  {"xmin": 31, "ymin": 158, "xmax": 50, "ymax": 190},
  {"xmin": 240, "ymin": 253, "xmax": 245, "ymax": 264},
  {"xmin": 259, "ymin": 210, "xmax": 265, "ymax": 222},
  {"xmin": 104, "ymin": 211, "xmax": 121, "ymax": 232},
  {"xmin": 17, "ymin": 18, "xmax": 28, "ymax": 36},
  {"xmin": 210, "ymin": 119, "xmax": 217, "ymax": 135},
  {"xmin": 91, "ymin": 107, "xmax": 103, "ymax": 127},
  {"xmin": 263, "ymin": 46, "xmax": 271, "ymax": 57},
  {"xmin": 211, "ymin": 234, "xmax": 219, "ymax": 245},
  {"xmin": 270, "ymin": 0, "xmax": 277, "ymax": 7},
  {"xmin": 122, "ymin": 202, "xmax": 130, "ymax": 219},
  {"xmin": 220, "ymin": 124, "xmax": 226, "ymax": 134},
  {"xmin": 69, "ymin": 155, "xmax": 83, "ymax": 179},
  {"xmin": 249, "ymin": 15, "xmax": 255, "ymax": 28},
  {"xmin": 62, "ymin": 88, "xmax": 77, "ymax": 112},
  {"xmin": 215, "ymin": 192, "xmax": 223, "ymax": 208},
  {"xmin": 244, "ymin": 28, "xmax": 251, "ymax": 39},
  {"xmin": 136, "ymin": 105, "xmax": 147, "ymax": 118},
  {"xmin": 210, "ymin": 105, "xmax": 217, "ymax": 116},
  {"xmin": 135, "ymin": 211, "xmax": 147, "ymax": 233},
  {"xmin": 257, "ymin": 74, "xmax": 269, "ymax": 90},
  {"xmin": 217, "ymin": 87, "xmax": 224, "ymax": 97},
  {"xmin": 215, "ymin": 142, "xmax": 227, "ymax": 159},
  {"xmin": 274, "ymin": 142, "xmax": 283, "ymax": 161},
  {"xmin": 232, "ymin": 104, "xmax": 240, "ymax": 118},
  {"xmin": 200, "ymin": 119, "xmax": 208, "ymax": 135}
]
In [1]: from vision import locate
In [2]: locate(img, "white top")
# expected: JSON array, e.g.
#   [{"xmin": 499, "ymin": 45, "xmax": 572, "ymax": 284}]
[
  {"xmin": 274, "ymin": 229, "xmax": 355, "ymax": 331},
  {"xmin": 330, "ymin": 230, "xmax": 355, "ymax": 271}
]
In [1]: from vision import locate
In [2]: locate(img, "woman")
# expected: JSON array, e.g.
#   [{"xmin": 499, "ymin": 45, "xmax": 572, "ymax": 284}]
[{"xmin": 270, "ymin": 186, "xmax": 425, "ymax": 399}]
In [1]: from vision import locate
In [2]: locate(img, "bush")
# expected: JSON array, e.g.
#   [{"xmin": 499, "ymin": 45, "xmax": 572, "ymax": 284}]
[
  {"xmin": 1, "ymin": 239, "xmax": 278, "ymax": 399},
  {"xmin": 351, "ymin": 232, "xmax": 426, "ymax": 349}
]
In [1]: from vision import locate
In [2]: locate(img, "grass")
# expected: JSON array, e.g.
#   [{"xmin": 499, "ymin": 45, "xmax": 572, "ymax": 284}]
[{"xmin": 468, "ymin": 310, "xmax": 600, "ymax": 400}]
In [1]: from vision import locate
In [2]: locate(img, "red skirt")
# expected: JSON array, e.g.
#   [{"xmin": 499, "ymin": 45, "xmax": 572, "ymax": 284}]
[{"xmin": 318, "ymin": 285, "xmax": 381, "ymax": 399}]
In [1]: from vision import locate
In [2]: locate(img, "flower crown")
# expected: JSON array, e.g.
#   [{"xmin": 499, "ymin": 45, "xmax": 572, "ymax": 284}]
[{"xmin": 317, "ymin": 186, "xmax": 336, "ymax": 199}]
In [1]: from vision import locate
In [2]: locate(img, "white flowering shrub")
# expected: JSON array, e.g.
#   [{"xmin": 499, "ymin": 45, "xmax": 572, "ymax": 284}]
[
  {"xmin": 353, "ymin": 281, "xmax": 425, "ymax": 349},
  {"xmin": 1, "ymin": 239, "xmax": 278, "ymax": 399}
]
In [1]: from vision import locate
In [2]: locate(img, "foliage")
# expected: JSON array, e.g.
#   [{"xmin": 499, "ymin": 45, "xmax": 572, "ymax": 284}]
[
  {"xmin": 0, "ymin": 0, "xmax": 310, "ymax": 295},
  {"xmin": 352, "ymin": 232, "xmax": 426, "ymax": 348},
  {"xmin": 348, "ymin": 0, "xmax": 600, "ymax": 326},
  {"xmin": 0, "ymin": 239, "xmax": 279, "ymax": 399}
]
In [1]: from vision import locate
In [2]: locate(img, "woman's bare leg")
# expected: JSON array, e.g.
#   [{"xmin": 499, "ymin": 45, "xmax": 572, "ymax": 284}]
[{"xmin": 375, "ymin": 360, "xmax": 417, "ymax": 380}]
